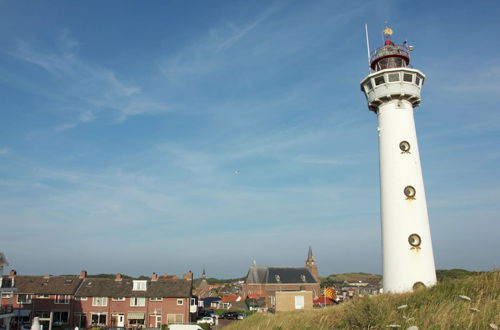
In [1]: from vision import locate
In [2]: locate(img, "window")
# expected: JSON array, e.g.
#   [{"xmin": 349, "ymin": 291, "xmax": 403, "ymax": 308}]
[
  {"xmin": 91, "ymin": 313, "xmax": 107, "ymax": 326},
  {"xmin": 55, "ymin": 295, "xmax": 70, "ymax": 304},
  {"xmin": 415, "ymin": 76, "xmax": 421, "ymax": 86},
  {"xmin": 1, "ymin": 292, "xmax": 13, "ymax": 298},
  {"xmin": 112, "ymin": 297, "xmax": 125, "ymax": 301},
  {"xmin": 36, "ymin": 294, "xmax": 49, "ymax": 299},
  {"xmin": 374, "ymin": 75, "xmax": 385, "ymax": 86},
  {"xmin": 294, "ymin": 295, "xmax": 305, "ymax": 310},
  {"xmin": 130, "ymin": 297, "xmax": 146, "ymax": 307},
  {"xmin": 399, "ymin": 141, "xmax": 411, "ymax": 153},
  {"xmin": 403, "ymin": 73, "xmax": 413, "ymax": 82},
  {"xmin": 53, "ymin": 311, "xmax": 69, "ymax": 325},
  {"xmin": 166, "ymin": 314, "xmax": 183, "ymax": 324},
  {"xmin": 92, "ymin": 297, "xmax": 108, "ymax": 307},
  {"xmin": 129, "ymin": 319, "xmax": 145, "ymax": 326},
  {"xmin": 35, "ymin": 311, "xmax": 50, "ymax": 318},
  {"xmin": 176, "ymin": 299, "xmax": 184, "ymax": 305},
  {"xmin": 75, "ymin": 296, "xmax": 88, "ymax": 301},
  {"xmin": 408, "ymin": 234, "xmax": 422, "ymax": 247},
  {"xmin": 404, "ymin": 186, "xmax": 416, "ymax": 199},
  {"xmin": 17, "ymin": 294, "xmax": 32, "ymax": 304},
  {"xmin": 132, "ymin": 280, "xmax": 147, "ymax": 291},
  {"xmin": 417, "ymin": 74, "xmax": 424, "ymax": 86},
  {"xmin": 149, "ymin": 297, "xmax": 162, "ymax": 301},
  {"xmin": 388, "ymin": 73, "xmax": 400, "ymax": 82},
  {"xmin": 364, "ymin": 81, "xmax": 372, "ymax": 93}
]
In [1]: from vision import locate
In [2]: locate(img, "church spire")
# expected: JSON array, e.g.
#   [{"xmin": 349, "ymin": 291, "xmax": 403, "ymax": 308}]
[
  {"xmin": 307, "ymin": 246, "xmax": 314, "ymax": 262},
  {"xmin": 305, "ymin": 246, "xmax": 319, "ymax": 281}
]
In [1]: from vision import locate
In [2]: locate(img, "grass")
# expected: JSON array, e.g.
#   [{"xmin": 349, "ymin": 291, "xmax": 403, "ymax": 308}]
[{"xmin": 224, "ymin": 270, "xmax": 499, "ymax": 329}]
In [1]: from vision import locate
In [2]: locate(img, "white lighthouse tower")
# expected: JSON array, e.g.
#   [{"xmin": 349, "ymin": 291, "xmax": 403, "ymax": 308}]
[{"xmin": 360, "ymin": 26, "xmax": 437, "ymax": 293}]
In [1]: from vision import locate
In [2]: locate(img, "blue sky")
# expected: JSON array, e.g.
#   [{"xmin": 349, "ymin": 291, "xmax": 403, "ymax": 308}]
[{"xmin": 1, "ymin": 0, "xmax": 499, "ymax": 278}]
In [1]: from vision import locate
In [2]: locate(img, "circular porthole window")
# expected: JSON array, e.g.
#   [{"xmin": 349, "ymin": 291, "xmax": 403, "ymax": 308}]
[
  {"xmin": 399, "ymin": 141, "xmax": 411, "ymax": 153},
  {"xmin": 404, "ymin": 186, "xmax": 416, "ymax": 199},
  {"xmin": 408, "ymin": 234, "xmax": 421, "ymax": 247},
  {"xmin": 413, "ymin": 282, "xmax": 426, "ymax": 291}
]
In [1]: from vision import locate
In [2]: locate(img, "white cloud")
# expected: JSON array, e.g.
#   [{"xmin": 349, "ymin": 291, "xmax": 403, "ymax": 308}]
[{"xmin": 9, "ymin": 31, "xmax": 169, "ymax": 129}]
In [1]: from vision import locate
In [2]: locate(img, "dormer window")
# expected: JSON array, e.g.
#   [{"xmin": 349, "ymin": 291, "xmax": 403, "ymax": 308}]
[
  {"xmin": 133, "ymin": 280, "xmax": 147, "ymax": 291},
  {"xmin": 300, "ymin": 274, "xmax": 306, "ymax": 283},
  {"xmin": 275, "ymin": 275, "xmax": 281, "ymax": 283}
]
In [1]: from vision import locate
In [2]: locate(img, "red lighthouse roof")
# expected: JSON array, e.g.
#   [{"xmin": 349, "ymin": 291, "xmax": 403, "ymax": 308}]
[{"xmin": 370, "ymin": 26, "xmax": 411, "ymax": 71}]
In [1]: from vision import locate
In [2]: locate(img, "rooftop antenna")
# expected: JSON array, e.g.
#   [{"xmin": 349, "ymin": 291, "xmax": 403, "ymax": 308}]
[{"xmin": 365, "ymin": 24, "xmax": 371, "ymax": 72}]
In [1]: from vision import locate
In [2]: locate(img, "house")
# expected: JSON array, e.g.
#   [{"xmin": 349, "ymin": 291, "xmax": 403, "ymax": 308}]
[
  {"xmin": 73, "ymin": 272, "xmax": 193, "ymax": 328},
  {"xmin": 1, "ymin": 270, "xmax": 84, "ymax": 329},
  {"xmin": 1, "ymin": 270, "xmax": 195, "ymax": 329},
  {"xmin": 241, "ymin": 247, "xmax": 321, "ymax": 312},
  {"xmin": 0, "ymin": 254, "xmax": 16, "ymax": 330}
]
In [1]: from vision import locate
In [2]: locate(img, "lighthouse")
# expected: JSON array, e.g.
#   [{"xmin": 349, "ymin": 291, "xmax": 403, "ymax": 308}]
[{"xmin": 360, "ymin": 26, "xmax": 437, "ymax": 293}]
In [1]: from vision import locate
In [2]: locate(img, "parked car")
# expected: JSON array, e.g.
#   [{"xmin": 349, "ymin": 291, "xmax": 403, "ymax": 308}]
[
  {"xmin": 237, "ymin": 313, "xmax": 247, "ymax": 320},
  {"xmin": 196, "ymin": 317, "xmax": 214, "ymax": 326},
  {"xmin": 198, "ymin": 309, "xmax": 216, "ymax": 318},
  {"xmin": 219, "ymin": 311, "xmax": 239, "ymax": 320}
]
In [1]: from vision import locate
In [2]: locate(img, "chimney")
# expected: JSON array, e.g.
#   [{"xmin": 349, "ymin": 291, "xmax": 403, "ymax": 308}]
[
  {"xmin": 115, "ymin": 273, "xmax": 123, "ymax": 281},
  {"xmin": 79, "ymin": 270, "xmax": 87, "ymax": 279},
  {"xmin": 9, "ymin": 269, "xmax": 17, "ymax": 278},
  {"xmin": 151, "ymin": 272, "xmax": 158, "ymax": 281},
  {"xmin": 183, "ymin": 271, "xmax": 193, "ymax": 281}
]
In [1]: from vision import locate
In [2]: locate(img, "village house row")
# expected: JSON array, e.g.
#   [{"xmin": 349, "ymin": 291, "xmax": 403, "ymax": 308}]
[
  {"xmin": 0, "ymin": 270, "xmax": 196, "ymax": 329},
  {"xmin": 0, "ymin": 247, "xmax": 333, "ymax": 329}
]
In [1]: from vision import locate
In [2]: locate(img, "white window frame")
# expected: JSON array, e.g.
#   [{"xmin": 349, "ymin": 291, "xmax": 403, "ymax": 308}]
[
  {"xmin": 176, "ymin": 299, "xmax": 184, "ymax": 305},
  {"xmin": 17, "ymin": 294, "xmax": 32, "ymax": 304},
  {"xmin": 92, "ymin": 297, "xmax": 108, "ymax": 307},
  {"xmin": 1, "ymin": 292, "xmax": 13, "ymax": 298},
  {"xmin": 112, "ymin": 297, "xmax": 126, "ymax": 301},
  {"xmin": 55, "ymin": 295, "xmax": 70, "ymax": 304},
  {"xmin": 153, "ymin": 315, "xmax": 161, "ymax": 328},
  {"xmin": 130, "ymin": 297, "xmax": 146, "ymax": 307},
  {"xmin": 36, "ymin": 294, "xmax": 50, "ymax": 299},
  {"xmin": 149, "ymin": 297, "xmax": 163, "ymax": 301},
  {"xmin": 294, "ymin": 295, "xmax": 305, "ymax": 310},
  {"xmin": 166, "ymin": 314, "xmax": 183, "ymax": 324},
  {"xmin": 75, "ymin": 296, "xmax": 88, "ymax": 301},
  {"xmin": 132, "ymin": 280, "xmax": 147, "ymax": 291}
]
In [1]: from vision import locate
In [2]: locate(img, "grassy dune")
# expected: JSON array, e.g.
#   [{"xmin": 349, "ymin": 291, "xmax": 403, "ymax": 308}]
[{"xmin": 225, "ymin": 270, "xmax": 499, "ymax": 329}]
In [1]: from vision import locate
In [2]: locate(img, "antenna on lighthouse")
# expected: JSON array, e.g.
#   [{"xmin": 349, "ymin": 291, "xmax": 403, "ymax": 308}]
[{"xmin": 365, "ymin": 24, "xmax": 371, "ymax": 72}]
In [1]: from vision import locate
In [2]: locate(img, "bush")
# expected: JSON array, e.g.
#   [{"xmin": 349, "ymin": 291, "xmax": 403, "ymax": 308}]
[{"xmin": 198, "ymin": 324, "xmax": 211, "ymax": 330}]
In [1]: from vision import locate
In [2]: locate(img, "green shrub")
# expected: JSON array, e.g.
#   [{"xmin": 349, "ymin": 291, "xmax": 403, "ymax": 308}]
[{"xmin": 198, "ymin": 323, "xmax": 211, "ymax": 330}]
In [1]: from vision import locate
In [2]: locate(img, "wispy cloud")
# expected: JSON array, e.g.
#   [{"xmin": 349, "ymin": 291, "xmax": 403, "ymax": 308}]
[
  {"xmin": 8, "ymin": 30, "xmax": 170, "ymax": 129},
  {"xmin": 159, "ymin": 4, "xmax": 280, "ymax": 83}
]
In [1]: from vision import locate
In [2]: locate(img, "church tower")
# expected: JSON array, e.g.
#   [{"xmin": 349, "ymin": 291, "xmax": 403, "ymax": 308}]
[{"xmin": 305, "ymin": 246, "xmax": 319, "ymax": 281}]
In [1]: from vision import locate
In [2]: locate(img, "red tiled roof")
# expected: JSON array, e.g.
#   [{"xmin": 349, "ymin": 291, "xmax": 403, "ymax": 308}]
[
  {"xmin": 247, "ymin": 293, "xmax": 266, "ymax": 299},
  {"xmin": 221, "ymin": 294, "xmax": 240, "ymax": 302}
]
